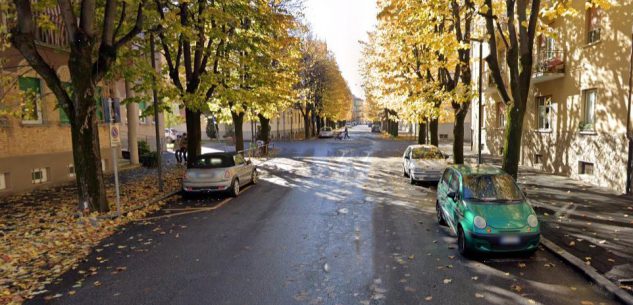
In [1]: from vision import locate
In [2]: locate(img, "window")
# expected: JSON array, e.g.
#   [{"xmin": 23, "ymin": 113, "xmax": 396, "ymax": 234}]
[
  {"xmin": 582, "ymin": 89, "xmax": 597, "ymax": 131},
  {"xmin": 19, "ymin": 77, "xmax": 42, "ymax": 124},
  {"xmin": 59, "ymin": 82, "xmax": 73, "ymax": 124},
  {"xmin": 537, "ymin": 96, "xmax": 552, "ymax": 131},
  {"xmin": 139, "ymin": 101, "xmax": 147, "ymax": 124},
  {"xmin": 449, "ymin": 172, "xmax": 460, "ymax": 193},
  {"xmin": 68, "ymin": 164, "xmax": 75, "ymax": 177},
  {"xmin": 31, "ymin": 168, "xmax": 48, "ymax": 184},
  {"xmin": 497, "ymin": 103, "xmax": 506, "ymax": 128},
  {"xmin": 586, "ymin": 5, "xmax": 601, "ymax": 44},
  {"xmin": 0, "ymin": 172, "xmax": 6, "ymax": 190},
  {"xmin": 579, "ymin": 161, "xmax": 594, "ymax": 175},
  {"xmin": 534, "ymin": 154, "xmax": 543, "ymax": 165},
  {"xmin": 463, "ymin": 174, "xmax": 523, "ymax": 201}
]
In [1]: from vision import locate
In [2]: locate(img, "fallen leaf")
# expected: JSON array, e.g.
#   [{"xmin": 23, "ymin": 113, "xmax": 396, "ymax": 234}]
[
  {"xmin": 443, "ymin": 278, "xmax": 452, "ymax": 284},
  {"xmin": 518, "ymin": 263, "xmax": 526, "ymax": 268},
  {"xmin": 475, "ymin": 293, "xmax": 484, "ymax": 298},
  {"xmin": 425, "ymin": 296, "xmax": 433, "ymax": 301}
]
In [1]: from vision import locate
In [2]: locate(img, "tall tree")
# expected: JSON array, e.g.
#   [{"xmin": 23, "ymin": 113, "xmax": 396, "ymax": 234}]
[{"xmin": 9, "ymin": 0, "xmax": 145, "ymax": 212}]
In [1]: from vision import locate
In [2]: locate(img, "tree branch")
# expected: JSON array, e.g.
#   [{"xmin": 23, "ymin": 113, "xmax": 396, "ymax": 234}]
[{"xmin": 56, "ymin": 0, "xmax": 78, "ymax": 41}]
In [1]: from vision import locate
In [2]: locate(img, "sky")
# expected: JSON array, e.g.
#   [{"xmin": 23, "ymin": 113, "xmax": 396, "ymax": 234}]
[{"xmin": 303, "ymin": 0, "xmax": 378, "ymax": 99}]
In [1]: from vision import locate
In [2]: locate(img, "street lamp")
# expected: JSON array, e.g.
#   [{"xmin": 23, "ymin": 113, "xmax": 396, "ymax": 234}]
[{"xmin": 471, "ymin": 38, "xmax": 484, "ymax": 165}]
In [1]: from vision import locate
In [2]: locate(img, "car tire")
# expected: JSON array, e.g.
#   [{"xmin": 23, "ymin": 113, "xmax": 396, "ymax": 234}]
[
  {"xmin": 457, "ymin": 227, "xmax": 472, "ymax": 257},
  {"xmin": 230, "ymin": 179, "xmax": 240, "ymax": 197},
  {"xmin": 251, "ymin": 170, "xmax": 259, "ymax": 185},
  {"xmin": 436, "ymin": 201, "xmax": 446, "ymax": 226}
]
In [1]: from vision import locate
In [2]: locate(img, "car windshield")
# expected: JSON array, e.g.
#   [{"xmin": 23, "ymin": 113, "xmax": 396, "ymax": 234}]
[
  {"xmin": 462, "ymin": 174, "xmax": 523, "ymax": 202},
  {"xmin": 411, "ymin": 147, "xmax": 443, "ymax": 159},
  {"xmin": 323, "ymin": 127, "xmax": 332, "ymax": 131},
  {"xmin": 192, "ymin": 155, "xmax": 234, "ymax": 169}
]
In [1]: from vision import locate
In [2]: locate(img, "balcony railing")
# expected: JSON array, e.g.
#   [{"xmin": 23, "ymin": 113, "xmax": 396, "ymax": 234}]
[
  {"xmin": 532, "ymin": 50, "xmax": 565, "ymax": 83},
  {"xmin": 0, "ymin": 4, "xmax": 69, "ymax": 50}
]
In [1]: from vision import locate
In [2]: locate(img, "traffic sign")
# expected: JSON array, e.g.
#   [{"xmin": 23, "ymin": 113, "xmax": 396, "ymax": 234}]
[{"xmin": 110, "ymin": 123, "xmax": 121, "ymax": 147}]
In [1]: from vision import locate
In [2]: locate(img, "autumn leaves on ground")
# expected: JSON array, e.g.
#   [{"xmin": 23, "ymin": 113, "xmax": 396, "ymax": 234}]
[{"xmin": 0, "ymin": 167, "xmax": 183, "ymax": 304}]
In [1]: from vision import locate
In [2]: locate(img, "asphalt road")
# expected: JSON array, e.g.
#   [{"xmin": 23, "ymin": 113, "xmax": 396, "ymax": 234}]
[{"xmin": 32, "ymin": 126, "xmax": 618, "ymax": 305}]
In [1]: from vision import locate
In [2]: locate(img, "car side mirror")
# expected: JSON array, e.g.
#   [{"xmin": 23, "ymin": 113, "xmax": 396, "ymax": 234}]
[
  {"xmin": 448, "ymin": 191, "xmax": 459, "ymax": 201},
  {"xmin": 404, "ymin": 155, "xmax": 410, "ymax": 159}
]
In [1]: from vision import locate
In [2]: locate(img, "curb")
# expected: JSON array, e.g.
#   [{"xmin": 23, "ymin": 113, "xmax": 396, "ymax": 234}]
[
  {"xmin": 99, "ymin": 190, "xmax": 181, "ymax": 220},
  {"xmin": 540, "ymin": 237, "xmax": 633, "ymax": 305}
]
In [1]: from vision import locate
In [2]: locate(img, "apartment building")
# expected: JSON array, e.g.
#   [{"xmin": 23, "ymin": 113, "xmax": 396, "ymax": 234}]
[
  {"xmin": 0, "ymin": 9, "xmax": 162, "ymax": 195},
  {"xmin": 472, "ymin": 1, "xmax": 633, "ymax": 193}
]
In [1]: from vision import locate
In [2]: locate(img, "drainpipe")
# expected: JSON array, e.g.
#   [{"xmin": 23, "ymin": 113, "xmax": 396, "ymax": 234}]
[{"xmin": 626, "ymin": 31, "xmax": 633, "ymax": 194}]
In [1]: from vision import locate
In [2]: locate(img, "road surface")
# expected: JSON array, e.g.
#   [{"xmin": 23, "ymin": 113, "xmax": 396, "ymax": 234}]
[{"xmin": 32, "ymin": 126, "xmax": 618, "ymax": 305}]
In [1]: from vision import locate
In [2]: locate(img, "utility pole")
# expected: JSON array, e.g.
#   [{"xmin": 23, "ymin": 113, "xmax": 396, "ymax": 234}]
[
  {"xmin": 150, "ymin": 33, "xmax": 164, "ymax": 192},
  {"xmin": 626, "ymin": 31, "xmax": 633, "ymax": 194},
  {"xmin": 472, "ymin": 39, "xmax": 484, "ymax": 165}
]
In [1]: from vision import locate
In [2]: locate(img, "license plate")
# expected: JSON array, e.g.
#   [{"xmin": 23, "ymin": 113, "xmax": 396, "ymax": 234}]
[{"xmin": 500, "ymin": 236, "xmax": 520, "ymax": 245}]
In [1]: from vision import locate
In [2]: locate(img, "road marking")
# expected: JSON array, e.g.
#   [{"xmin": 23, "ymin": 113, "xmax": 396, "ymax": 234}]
[{"xmin": 136, "ymin": 185, "xmax": 253, "ymax": 221}]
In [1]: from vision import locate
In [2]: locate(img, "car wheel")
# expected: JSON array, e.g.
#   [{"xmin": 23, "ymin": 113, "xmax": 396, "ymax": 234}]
[
  {"xmin": 251, "ymin": 170, "xmax": 259, "ymax": 185},
  {"xmin": 436, "ymin": 201, "xmax": 446, "ymax": 226},
  {"xmin": 230, "ymin": 179, "xmax": 240, "ymax": 197},
  {"xmin": 458, "ymin": 227, "xmax": 471, "ymax": 257}
]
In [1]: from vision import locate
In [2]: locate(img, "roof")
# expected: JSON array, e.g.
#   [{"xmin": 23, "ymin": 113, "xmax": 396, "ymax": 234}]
[
  {"xmin": 448, "ymin": 164, "xmax": 506, "ymax": 176},
  {"xmin": 407, "ymin": 144, "xmax": 440, "ymax": 149},
  {"xmin": 197, "ymin": 152, "xmax": 237, "ymax": 158}
]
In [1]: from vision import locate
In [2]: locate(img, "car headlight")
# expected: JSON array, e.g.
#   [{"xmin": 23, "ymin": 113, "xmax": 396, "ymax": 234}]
[
  {"xmin": 474, "ymin": 216, "xmax": 487, "ymax": 229},
  {"xmin": 527, "ymin": 214, "xmax": 538, "ymax": 227}
]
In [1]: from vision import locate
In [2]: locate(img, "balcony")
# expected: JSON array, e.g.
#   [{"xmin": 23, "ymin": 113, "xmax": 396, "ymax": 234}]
[
  {"xmin": 0, "ymin": 5, "xmax": 69, "ymax": 50},
  {"xmin": 532, "ymin": 50, "xmax": 565, "ymax": 84}
]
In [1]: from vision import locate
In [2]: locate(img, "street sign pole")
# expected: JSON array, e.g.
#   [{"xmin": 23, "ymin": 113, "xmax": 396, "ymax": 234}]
[{"xmin": 109, "ymin": 115, "xmax": 122, "ymax": 216}]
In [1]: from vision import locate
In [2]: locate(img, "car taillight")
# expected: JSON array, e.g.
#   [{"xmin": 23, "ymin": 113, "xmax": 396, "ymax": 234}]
[{"xmin": 224, "ymin": 170, "xmax": 231, "ymax": 178}]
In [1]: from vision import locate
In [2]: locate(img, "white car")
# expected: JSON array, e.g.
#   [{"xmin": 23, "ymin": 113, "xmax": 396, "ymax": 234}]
[
  {"xmin": 402, "ymin": 144, "xmax": 449, "ymax": 184},
  {"xmin": 319, "ymin": 127, "xmax": 334, "ymax": 138}
]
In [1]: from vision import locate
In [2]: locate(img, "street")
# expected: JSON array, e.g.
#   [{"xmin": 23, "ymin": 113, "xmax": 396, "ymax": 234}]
[{"xmin": 34, "ymin": 127, "xmax": 617, "ymax": 305}]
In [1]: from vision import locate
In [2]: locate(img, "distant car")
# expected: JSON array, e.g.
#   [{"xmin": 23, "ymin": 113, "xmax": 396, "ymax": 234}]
[
  {"xmin": 402, "ymin": 145, "xmax": 448, "ymax": 183},
  {"xmin": 371, "ymin": 125, "xmax": 381, "ymax": 133},
  {"xmin": 164, "ymin": 128, "xmax": 179, "ymax": 143},
  {"xmin": 436, "ymin": 165, "xmax": 540, "ymax": 256},
  {"xmin": 319, "ymin": 127, "xmax": 334, "ymax": 138},
  {"xmin": 182, "ymin": 152, "xmax": 257, "ymax": 197}
]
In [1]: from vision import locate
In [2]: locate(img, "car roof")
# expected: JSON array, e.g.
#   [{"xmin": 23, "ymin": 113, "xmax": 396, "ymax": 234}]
[
  {"xmin": 448, "ymin": 164, "xmax": 507, "ymax": 176},
  {"xmin": 197, "ymin": 152, "xmax": 238, "ymax": 158},
  {"xmin": 407, "ymin": 144, "xmax": 440, "ymax": 149}
]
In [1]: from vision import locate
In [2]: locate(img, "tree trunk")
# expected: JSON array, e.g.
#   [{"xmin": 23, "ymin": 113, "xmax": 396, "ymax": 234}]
[
  {"xmin": 502, "ymin": 102, "xmax": 526, "ymax": 178},
  {"xmin": 303, "ymin": 109, "xmax": 311, "ymax": 139},
  {"xmin": 232, "ymin": 110, "xmax": 245, "ymax": 152},
  {"xmin": 418, "ymin": 122, "xmax": 427, "ymax": 144},
  {"xmin": 316, "ymin": 116, "xmax": 323, "ymax": 133},
  {"xmin": 257, "ymin": 114, "xmax": 270, "ymax": 155},
  {"xmin": 430, "ymin": 118, "xmax": 439, "ymax": 146},
  {"xmin": 70, "ymin": 92, "xmax": 108, "ymax": 213},
  {"xmin": 453, "ymin": 111, "xmax": 466, "ymax": 164},
  {"xmin": 185, "ymin": 109, "xmax": 202, "ymax": 167}
]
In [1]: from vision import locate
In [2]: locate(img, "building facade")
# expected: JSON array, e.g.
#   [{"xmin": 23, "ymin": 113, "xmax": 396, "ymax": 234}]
[
  {"xmin": 352, "ymin": 96, "xmax": 365, "ymax": 123},
  {"xmin": 0, "ymin": 10, "xmax": 163, "ymax": 195},
  {"xmin": 472, "ymin": 1, "xmax": 633, "ymax": 193}
]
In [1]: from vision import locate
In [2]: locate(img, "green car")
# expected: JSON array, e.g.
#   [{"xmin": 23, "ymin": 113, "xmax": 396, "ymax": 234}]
[{"xmin": 436, "ymin": 165, "xmax": 540, "ymax": 256}]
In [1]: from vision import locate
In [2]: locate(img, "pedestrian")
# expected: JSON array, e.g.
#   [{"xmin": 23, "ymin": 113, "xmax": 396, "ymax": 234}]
[
  {"xmin": 179, "ymin": 133, "xmax": 188, "ymax": 163},
  {"xmin": 344, "ymin": 127, "xmax": 350, "ymax": 139},
  {"xmin": 175, "ymin": 135, "xmax": 183, "ymax": 163}
]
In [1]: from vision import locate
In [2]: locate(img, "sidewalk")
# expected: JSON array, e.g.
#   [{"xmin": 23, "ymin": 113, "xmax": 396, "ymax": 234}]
[{"xmin": 465, "ymin": 153, "xmax": 633, "ymax": 295}]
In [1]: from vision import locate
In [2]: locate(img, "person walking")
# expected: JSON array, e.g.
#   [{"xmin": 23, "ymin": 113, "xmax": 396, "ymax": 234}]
[
  {"xmin": 175, "ymin": 135, "xmax": 183, "ymax": 164},
  {"xmin": 344, "ymin": 127, "xmax": 350, "ymax": 139},
  {"xmin": 179, "ymin": 133, "xmax": 188, "ymax": 164}
]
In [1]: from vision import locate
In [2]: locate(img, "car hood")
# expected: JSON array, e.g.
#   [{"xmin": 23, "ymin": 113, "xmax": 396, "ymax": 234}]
[
  {"xmin": 410, "ymin": 159, "xmax": 446, "ymax": 169},
  {"xmin": 466, "ymin": 201, "xmax": 533, "ymax": 229}
]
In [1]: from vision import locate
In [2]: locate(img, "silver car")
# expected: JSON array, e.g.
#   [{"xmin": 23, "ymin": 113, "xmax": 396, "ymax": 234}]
[
  {"xmin": 183, "ymin": 152, "xmax": 258, "ymax": 197},
  {"xmin": 402, "ymin": 145, "xmax": 448, "ymax": 184}
]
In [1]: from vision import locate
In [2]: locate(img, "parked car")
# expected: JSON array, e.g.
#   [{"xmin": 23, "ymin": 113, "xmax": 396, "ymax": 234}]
[
  {"xmin": 164, "ymin": 128, "xmax": 179, "ymax": 143},
  {"xmin": 402, "ymin": 145, "xmax": 448, "ymax": 184},
  {"xmin": 319, "ymin": 127, "xmax": 334, "ymax": 138},
  {"xmin": 436, "ymin": 165, "xmax": 540, "ymax": 256},
  {"xmin": 182, "ymin": 152, "xmax": 258, "ymax": 197},
  {"xmin": 371, "ymin": 125, "xmax": 381, "ymax": 133}
]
